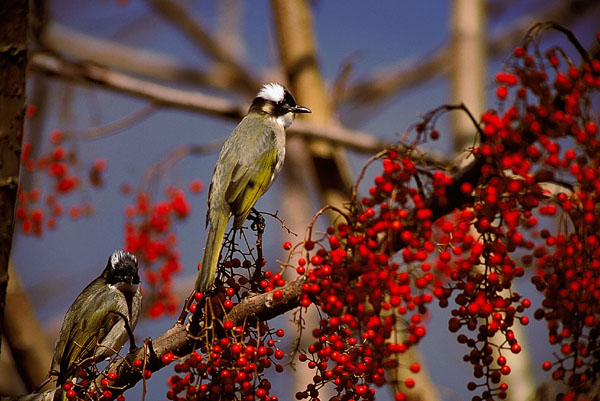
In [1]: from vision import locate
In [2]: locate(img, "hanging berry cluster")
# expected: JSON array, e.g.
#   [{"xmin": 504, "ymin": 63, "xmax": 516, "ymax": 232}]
[
  {"xmin": 165, "ymin": 320, "xmax": 285, "ymax": 401},
  {"xmin": 450, "ymin": 24, "xmax": 600, "ymax": 401},
  {"xmin": 60, "ymin": 363, "xmax": 150, "ymax": 401},
  {"xmin": 429, "ymin": 25, "xmax": 600, "ymax": 400},
  {"xmin": 123, "ymin": 183, "xmax": 199, "ymax": 318},
  {"xmin": 16, "ymin": 125, "xmax": 107, "ymax": 236},
  {"xmin": 509, "ymin": 27, "xmax": 600, "ymax": 399},
  {"xmin": 286, "ymin": 24, "xmax": 600, "ymax": 401},
  {"xmin": 288, "ymin": 148, "xmax": 449, "ymax": 401},
  {"xmin": 167, "ymin": 221, "xmax": 288, "ymax": 401}
]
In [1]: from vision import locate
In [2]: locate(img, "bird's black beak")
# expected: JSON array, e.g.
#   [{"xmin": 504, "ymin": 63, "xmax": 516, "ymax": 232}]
[{"xmin": 292, "ymin": 105, "xmax": 311, "ymax": 114}]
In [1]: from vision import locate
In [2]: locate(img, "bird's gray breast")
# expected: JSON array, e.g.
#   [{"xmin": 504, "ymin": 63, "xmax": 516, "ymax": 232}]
[
  {"xmin": 209, "ymin": 114, "xmax": 285, "ymax": 208},
  {"xmin": 95, "ymin": 284, "xmax": 141, "ymax": 361}
]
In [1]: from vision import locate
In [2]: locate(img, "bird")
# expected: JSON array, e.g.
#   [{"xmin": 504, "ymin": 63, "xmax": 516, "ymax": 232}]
[
  {"xmin": 194, "ymin": 82, "xmax": 311, "ymax": 292},
  {"xmin": 50, "ymin": 250, "xmax": 143, "ymax": 386}
]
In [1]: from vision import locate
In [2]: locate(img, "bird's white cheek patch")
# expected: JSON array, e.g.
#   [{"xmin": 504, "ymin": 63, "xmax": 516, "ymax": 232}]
[{"xmin": 277, "ymin": 113, "xmax": 295, "ymax": 129}]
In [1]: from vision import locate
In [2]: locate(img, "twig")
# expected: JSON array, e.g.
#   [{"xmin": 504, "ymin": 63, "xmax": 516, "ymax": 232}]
[
  {"xmin": 523, "ymin": 21, "xmax": 591, "ymax": 64},
  {"xmin": 257, "ymin": 210, "xmax": 298, "ymax": 236},
  {"xmin": 249, "ymin": 210, "xmax": 266, "ymax": 293},
  {"xmin": 81, "ymin": 104, "xmax": 157, "ymax": 140}
]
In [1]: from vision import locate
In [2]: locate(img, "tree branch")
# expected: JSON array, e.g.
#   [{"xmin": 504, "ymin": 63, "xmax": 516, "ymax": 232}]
[
  {"xmin": 0, "ymin": 0, "xmax": 28, "ymax": 359},
  {"xmin": 42, "ymin": 23, "xmax": 220, "ymax": 90},
  {"xmin": 30, "ymin": 52, "xmax": 246, "ymax": 118},
  {"xmin": 5, "ymin": 277, "xmax": 305, "ymax": 401},
  {"xmin": 29, "ymin": 52, "xmax": 387, "ymax": 154},
  {"xmin": 147, "ymin": 0, "xmax": 260, "ymax": 94}
]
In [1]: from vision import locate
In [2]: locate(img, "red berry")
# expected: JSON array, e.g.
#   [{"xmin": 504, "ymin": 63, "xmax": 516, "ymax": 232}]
[{"xmin": 162, "ymin": 352, "xmax": 175, "ymax": 365}]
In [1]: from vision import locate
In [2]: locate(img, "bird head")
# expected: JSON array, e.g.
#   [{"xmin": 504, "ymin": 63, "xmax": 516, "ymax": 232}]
[
  {"xmin": 103, "ymin": 250, "xmax": 140, "ymax": 291},
  {"xmin": 249, "ymin": 82, "xmax": 311, "ymax": 129}
]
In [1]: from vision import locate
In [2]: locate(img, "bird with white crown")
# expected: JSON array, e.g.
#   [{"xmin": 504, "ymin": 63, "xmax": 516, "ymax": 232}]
[{"xmin": 194, "ymin": 82, "xmax": 311, "ymax": 292}]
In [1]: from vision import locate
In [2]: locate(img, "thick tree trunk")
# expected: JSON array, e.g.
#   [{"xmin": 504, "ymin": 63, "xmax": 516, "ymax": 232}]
[{"xmin": 0, "ymin": 0, "xmax": 29, "ymax": 354}]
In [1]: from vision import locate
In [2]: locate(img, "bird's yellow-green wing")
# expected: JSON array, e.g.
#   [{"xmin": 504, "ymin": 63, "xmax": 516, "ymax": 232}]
[
  {"xmin": 58, "ymin": 285, "xmax": 121, "ymax": 379},
  {"xmin": 225, "ymin": 147, "xmax": 278, "ymax": 228}
]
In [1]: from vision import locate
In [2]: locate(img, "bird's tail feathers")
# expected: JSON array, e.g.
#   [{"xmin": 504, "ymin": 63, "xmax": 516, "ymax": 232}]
[{"xmin": 195, "ymin": 211, "xmax": 229, "ymax": 292}]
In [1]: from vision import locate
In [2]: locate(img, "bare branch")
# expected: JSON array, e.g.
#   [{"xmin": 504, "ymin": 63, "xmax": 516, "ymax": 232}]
[
  {"xmin": 30, "ymin": 52, "xmax": 387, "ymax": 154},
  {"xmin": 80, "ymin": 104, "xmax": 157, "ymax": 140},
  {"xmin": 42, "ymin": 23, "xmax": 218, "ymax": 90},
  {"xmin": 147, "ymin": 0, "xmax": 260, "ymax": 94},
  {"xmin": 30, "ymin": 52, "xmax": 246, "ymax": 119},
  {"xmin": 288, "ymin": 120, "xmax": 386, "ymax": 153},
  {"xmin": 4, "ymin": 262, "xmax": 53, "ymax": 392}
]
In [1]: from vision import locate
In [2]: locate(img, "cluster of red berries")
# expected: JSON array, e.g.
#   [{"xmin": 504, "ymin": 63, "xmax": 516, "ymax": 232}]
[
  {"xmin": 164, "ymin": 219, "xmax": 294, "ymax": 401},
  {"xmin": 123, "ymin": 183, "xmax": 200, "ymax": 318},
  {"xmin": 167, "ymin": 295, "xmax": 285, "ymax": 401},
  {"xmin": 275, "ymin": 27, "xmax": 600, "ymax": 401},
  {"xmin": 61, "ymin": 368, "xmax": 143, "ymax": 401},
  {"xmin": 435, "ymin": 27, "xmax": 600, "ymax": 401},
  {"xmin": 285, "ymin": 149, "xmax": 448, "ymax": 401},
  {"xmin": 166, "ymin": 337, "xmax": 283, "ymax": 401},
  {"xmin": 16, "ymin": 122, "xmax": 107, "ymax": 236},
  {"xmin": 486, "ymin": 29, "xmax": 599, "ymax": 400},
  {"xmin": 434, "ymin": 206, "xmax": 531, "ymax": 401}
]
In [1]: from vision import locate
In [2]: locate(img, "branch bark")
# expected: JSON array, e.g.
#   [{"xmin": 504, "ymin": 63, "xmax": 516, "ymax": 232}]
[{"xmin": 0, "ymin": 0, "xmax": 28, "ymax": 356}]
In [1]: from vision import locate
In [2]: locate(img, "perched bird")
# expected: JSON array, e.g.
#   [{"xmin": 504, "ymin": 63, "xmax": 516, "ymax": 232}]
[
  {"xmin": 50, "ymin": 250, "xmax": 142, "ymax": 385},
  {"xmin": 195, "ymin": 82, "xmax": 311, "ymax": 292}
]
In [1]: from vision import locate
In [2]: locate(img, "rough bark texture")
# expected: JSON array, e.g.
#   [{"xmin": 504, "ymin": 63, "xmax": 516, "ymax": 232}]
[{"xmin": 0, "ymin": 0, "xmax": 28, "ymax": 355}]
